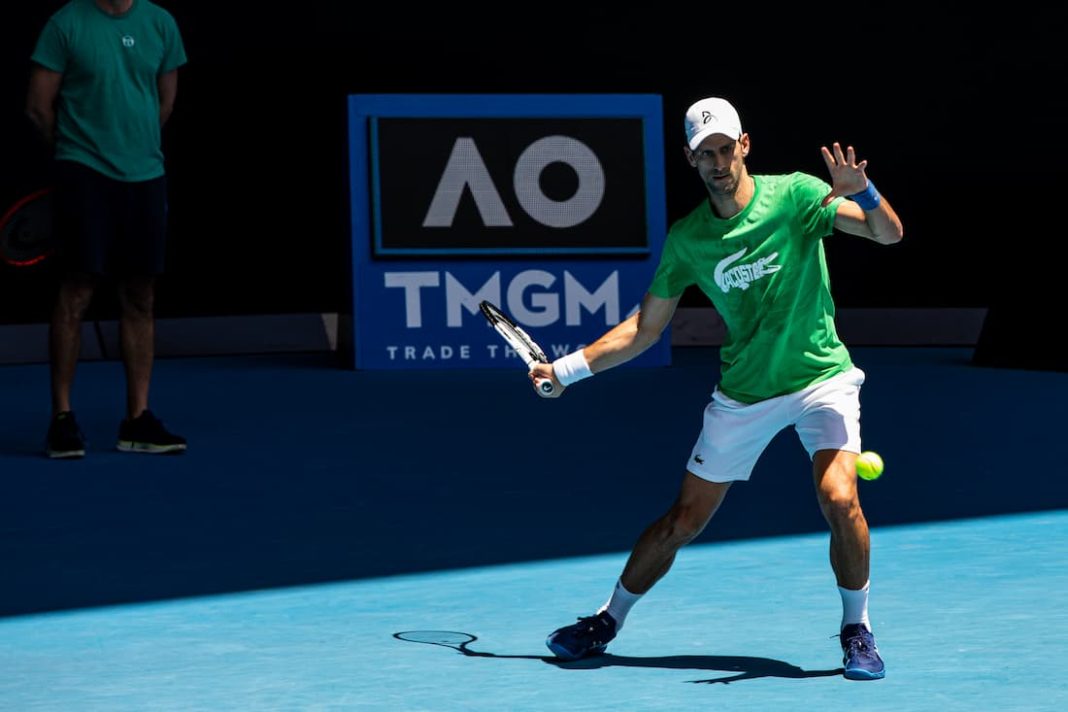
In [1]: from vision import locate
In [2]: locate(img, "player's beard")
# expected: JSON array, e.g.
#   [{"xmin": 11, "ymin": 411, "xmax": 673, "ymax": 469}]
[{"xmin": 705, "ymin": 169, "xmax": 740, "ymax": 197}]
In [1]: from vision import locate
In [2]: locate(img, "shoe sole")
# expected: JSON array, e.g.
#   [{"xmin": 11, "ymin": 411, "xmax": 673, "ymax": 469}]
[
  {"xmin": 116, "ymin": 441, "xmax": 187, "ymax": 454},
  {"xmin": 545, "ymin": 639, "xmax": 607, "ymax": 661},
  {"xmin": 46, "ymin": 449, "xmax": 85, "ymax": 459},
  {"xmin": 843, "ymin": 667, "xmax": 886, "ymax": 680}
]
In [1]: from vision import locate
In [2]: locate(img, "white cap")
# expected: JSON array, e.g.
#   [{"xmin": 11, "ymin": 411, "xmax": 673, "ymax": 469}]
[{"xmin": 684, "ymin": 97, "xmax": 743, "ymax": 150}]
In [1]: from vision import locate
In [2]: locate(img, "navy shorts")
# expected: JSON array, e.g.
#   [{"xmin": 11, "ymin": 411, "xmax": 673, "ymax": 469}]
[{"xmin": 53, "ymin": 160, "xmax": 169, "ymax": 277}]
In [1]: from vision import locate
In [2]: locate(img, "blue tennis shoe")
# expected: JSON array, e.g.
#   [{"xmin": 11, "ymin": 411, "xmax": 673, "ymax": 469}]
[
  {"xmin": 546, "ymin": 611, "xmax": 617, "ymax": 661},
  {"xmin": 840, "ymin": 623, "xmax": 885, "ymax": 680}
]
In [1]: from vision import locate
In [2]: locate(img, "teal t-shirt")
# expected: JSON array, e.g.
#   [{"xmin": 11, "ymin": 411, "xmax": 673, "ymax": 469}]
[
  {"xmin": 31, "ymin": 0, "xmax": 187, "ymax": 182},
  {"xmin": 649, "ymin": 172, "xmax": 852, "ymax": 403}
]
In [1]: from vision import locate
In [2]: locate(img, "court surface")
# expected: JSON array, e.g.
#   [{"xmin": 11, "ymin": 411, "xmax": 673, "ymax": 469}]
[{"xmin": 2, "ymin": 346, "xmax": 1066, "ymax": 710}]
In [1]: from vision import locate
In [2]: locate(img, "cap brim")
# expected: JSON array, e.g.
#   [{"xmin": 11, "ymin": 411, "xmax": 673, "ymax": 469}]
[{"xmin": 687, "ymin": 125, "xmax": 742, "ymax": 150}]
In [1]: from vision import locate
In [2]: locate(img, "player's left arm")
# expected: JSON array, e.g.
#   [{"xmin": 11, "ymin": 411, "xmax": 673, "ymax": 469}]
[
  {"xmin": 820, "ymin": 142, "xmax": 903, "ymax": 245},
  {"xmin": 25, "ymin": 65, "xmax": 63, "ymax": 148},
  {"xmin": 158, "ymin": 70, "xmax": 178, "ymax": 127}
]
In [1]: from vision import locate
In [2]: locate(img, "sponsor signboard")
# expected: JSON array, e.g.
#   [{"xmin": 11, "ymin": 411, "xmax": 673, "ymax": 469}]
[{"xmin": 347, "ymin": 94, "xmax": 669, "ymax": 370}]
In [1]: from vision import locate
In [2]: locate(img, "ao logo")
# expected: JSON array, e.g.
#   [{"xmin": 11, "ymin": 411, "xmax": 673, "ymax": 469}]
[
  {"xmin": 423, "ymin": 136, "xmax": 605, "ymax": 229},
  {"xmin": 122, "ymin": 35, "xmax": 135, "ymax": 48}
]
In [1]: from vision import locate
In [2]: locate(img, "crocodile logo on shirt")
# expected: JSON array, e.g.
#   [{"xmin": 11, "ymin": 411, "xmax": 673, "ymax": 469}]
[{"xmin": 713, "ymin": 247, "xmax": 781, "ymax": 293}]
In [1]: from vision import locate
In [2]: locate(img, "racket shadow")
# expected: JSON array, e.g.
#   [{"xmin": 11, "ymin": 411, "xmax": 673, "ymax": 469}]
[{"xmin": 393, "ymin": 631, "xmax": 842, "ymax": 684}]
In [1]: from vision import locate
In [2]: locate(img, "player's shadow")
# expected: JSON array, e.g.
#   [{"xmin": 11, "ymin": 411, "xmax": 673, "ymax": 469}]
[
  {"xmin": 556, "ymin": 653, "xmax": 842, "ymax": 684},
  {"xmin": 393, "ymin": 631, "xmax": 842, "ymax": 685}
]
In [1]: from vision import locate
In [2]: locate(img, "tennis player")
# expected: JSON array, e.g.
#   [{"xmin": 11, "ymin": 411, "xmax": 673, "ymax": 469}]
[{"xmin": 532, "ymin": 97, "xmax": 902, "ymax": 680}]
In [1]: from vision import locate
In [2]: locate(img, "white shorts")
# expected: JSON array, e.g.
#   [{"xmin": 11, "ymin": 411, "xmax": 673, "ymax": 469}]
[{"xmin": 687, "ymin": 367, "xmax": 866, "ymax": 483}]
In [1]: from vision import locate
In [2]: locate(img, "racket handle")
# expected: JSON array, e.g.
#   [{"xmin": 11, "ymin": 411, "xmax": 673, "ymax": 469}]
[
  {"xmin": 517, "ymin": 351, "xmax": 554, "ymax": 396},
  {"xmin": 535, "ymin": 378, "xmax": 555, "ymax": 396}
]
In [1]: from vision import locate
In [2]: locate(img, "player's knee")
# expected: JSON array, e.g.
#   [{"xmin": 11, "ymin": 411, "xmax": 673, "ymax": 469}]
[
  {"xmin": 818, "ymin": 484, "xmax": 861, "ymax": 524},
  {"xmin": 56, "ymin": 285, "xmax": 94, "ymax": 319},
  {"xmin": 122, "ymin": 299, "xmax": 153, "ymax": 320},
  {"xmin": 118, "ymin": 282, "xmax": 155, "ymax": 318}
]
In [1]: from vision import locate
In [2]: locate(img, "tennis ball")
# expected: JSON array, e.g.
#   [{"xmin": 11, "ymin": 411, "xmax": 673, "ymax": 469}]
[{"xmin": 855, "ymin": 451, "xmax": 885, "ymax": 481}]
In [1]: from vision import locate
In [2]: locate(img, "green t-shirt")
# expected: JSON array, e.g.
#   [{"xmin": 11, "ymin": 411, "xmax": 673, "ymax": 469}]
[
  {"xmin": 649, "ymin": 172, "xmax": 852, "ymax": 403},
  {"xmin": 31, "ymin": 0, "xmax": 187, "ymax": 182}
]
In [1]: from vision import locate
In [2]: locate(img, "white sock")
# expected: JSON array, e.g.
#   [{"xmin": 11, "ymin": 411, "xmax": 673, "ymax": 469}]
[
  {"xmin": 838, "ymin": 581, "xmax": 871, "ymax": 631},
  {"xmin": 597, "ymin": 579, "xmax": 643, "ymax": 630}
]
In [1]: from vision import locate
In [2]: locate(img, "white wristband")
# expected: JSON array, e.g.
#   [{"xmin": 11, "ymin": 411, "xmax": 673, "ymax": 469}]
[{"xmin": 552, "ymin": 350, "xmax": 593, "ymax": 386}]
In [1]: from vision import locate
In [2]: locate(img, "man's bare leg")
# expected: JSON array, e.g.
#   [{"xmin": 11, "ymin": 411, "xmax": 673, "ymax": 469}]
[
  {"xmin": 546, "ymin": 472, "xmax": 732, "ymax": 659},
  {"xmin": 813, "ymin": 449, "xmax": 869, "ymax": 591},
  {"xmin": 50, "ymin": 274, "xmax": 96, "ymax": 415},
  {"xmin": 620, "ymin": 472, "xmax": 732, "ymax": 594},
  {"xmin": 117, "ymin": 276, "xmax": 155, "ymax": 419}
]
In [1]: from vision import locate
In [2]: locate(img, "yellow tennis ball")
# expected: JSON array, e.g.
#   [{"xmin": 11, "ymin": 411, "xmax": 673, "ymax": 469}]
[{"xmin": 855, "ymin": 451, "xmax": 885, "ymax": 481}]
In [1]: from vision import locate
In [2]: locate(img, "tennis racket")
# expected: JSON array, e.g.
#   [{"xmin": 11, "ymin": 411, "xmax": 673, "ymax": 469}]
[
  {"xmin": 479, "ymin": 300, "xmax": 554, "ymax": 395},
  {"xmin": 0, "ymin": 188, "xmax": 55, "ymax": 267}
]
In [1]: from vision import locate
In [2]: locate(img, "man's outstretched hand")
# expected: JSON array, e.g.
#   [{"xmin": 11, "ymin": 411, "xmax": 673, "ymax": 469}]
[{"xmin": 820, "ymin": 142, "xmax": 869, "ymax": 207}]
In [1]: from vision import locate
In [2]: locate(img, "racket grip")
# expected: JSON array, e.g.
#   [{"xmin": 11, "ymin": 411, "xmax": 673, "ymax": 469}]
[{"xmin": 518, "ymin": 351, "xmax": 554, "ymax": 395}]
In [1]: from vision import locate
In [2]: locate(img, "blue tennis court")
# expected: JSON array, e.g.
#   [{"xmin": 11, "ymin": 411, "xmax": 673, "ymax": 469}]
[{"xmin": 2, "ymin": 346, "xmax": 1067, "ymax": 710}]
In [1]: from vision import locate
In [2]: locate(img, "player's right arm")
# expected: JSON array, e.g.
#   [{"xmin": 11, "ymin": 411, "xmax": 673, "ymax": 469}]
[
  {"xmin": 583, "ymin": 292, "xmax": 680, "ymax": 372},
  {"xmin": 25, "ymin": 65, "xmax": 63, "ymax": 148},
  {"xmin": 530, "ymin": 292, "xmax": 681, "ymax": 396}
]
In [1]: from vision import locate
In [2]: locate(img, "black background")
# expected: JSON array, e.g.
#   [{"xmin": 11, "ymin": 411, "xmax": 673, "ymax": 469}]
[{"xmin": 2, "ymin": 3, "xmax": 1064, "ymax": 324}]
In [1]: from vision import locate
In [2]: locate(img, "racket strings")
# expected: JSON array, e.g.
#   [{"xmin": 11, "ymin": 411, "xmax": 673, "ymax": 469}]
[
  {"xmin": 493, "ymin": 322, "xmax": 546, "ymax": 363},
  {"xmin": 1, "ymin": 192, "xmax": 54, "ymax": 265}
]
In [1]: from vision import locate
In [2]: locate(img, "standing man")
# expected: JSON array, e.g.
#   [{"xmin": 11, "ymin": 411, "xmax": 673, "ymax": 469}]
[
  {"xmin": 26, "ymin": 0, "xmax": 188, "ymax": 458},
  {"xmin": 534, "ymin": 97, "xmax": 902, "ymax": 680}
]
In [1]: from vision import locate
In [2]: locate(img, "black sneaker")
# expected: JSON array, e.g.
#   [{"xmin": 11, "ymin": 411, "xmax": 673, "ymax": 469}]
[
  {"xmin": 840, "ymin": 623, "xmax": 886, "ymax": 680},
  {"xmin": 116, "ymin": 410, "xmax": 187, "ymax": 454},
  {"xmin": 546, "ymin": 611, "xmax": 618, "ymax": 661},
  {"xmin": 45, "ymin": 411, "xmax": 86, "ymax": 459}
]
